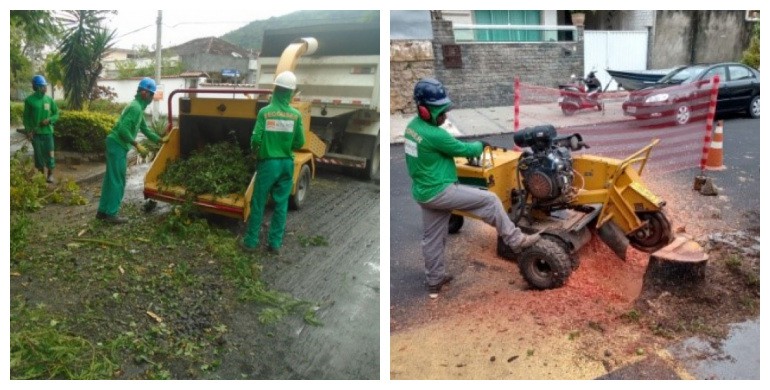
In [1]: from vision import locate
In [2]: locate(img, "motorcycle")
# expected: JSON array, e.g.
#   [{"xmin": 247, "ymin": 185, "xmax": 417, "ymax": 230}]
[{"xmin": 558, "ymin": 71, "xmax": 604, "ymax": 116}]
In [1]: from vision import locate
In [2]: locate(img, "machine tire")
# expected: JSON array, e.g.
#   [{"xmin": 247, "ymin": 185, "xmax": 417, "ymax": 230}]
[
  {"xmin": 748, "ymin": 95, "xmax": 760, "ymax": 119},
  {"xmin": 628, "ymin": 211, "xmax": 673, "ymax": 253},
  {"xmin": 448, "ymin": 214, "xmax": 464, "ymax": 234},
  {"xmin": 289, "ymin": 164, "xmax": 311, "ymax": 210},
  {"xmin": 517, "ymin": 238, "xmax": 572, "ymax": 290}
]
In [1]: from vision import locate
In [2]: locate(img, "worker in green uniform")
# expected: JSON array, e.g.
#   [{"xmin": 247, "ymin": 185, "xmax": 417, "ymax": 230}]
[
  {"xmin": 23, "ymin": 75, "xmax": 59, "ymax": 183},
  {"xmin": 241, "ymin": 71, "xmax": 306, "ymax": 254},
  {"xmin": 405, "ymin": 78, "xmax": 540, "ymax": 298},
  {"xmin": 96, "ymin": 77, "xmax": 167, "ymax": 224}
]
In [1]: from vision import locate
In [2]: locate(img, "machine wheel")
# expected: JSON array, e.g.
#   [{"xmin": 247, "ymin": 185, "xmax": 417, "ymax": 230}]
[
  {"xmin": 289, "ymin": 164, "xmax": 311, "ymax": 210},
  {"xmin": 748, "ymin": 95, "xmax": 760, "ymax": 119},
  {"xmin": 673, "ymin": 104, "xmax": 691, "ymax": 125},
  {"xmin": 448, "ymin": 214, "xmax": 464, "ymax": 234},
  {"xmin": 142, "ymin": 199, "xmax": 157, "ymax": 213},
  {"xmin": 561, "ymin": 104, "xmax": 577, "ymax": 116},
  {"xmin": 517, "ymin": 238, "xmax": 572, "ymax": 290},
  {"xmin": 628, "ymin": 211, "xmax": 673, "ymax": 253}
]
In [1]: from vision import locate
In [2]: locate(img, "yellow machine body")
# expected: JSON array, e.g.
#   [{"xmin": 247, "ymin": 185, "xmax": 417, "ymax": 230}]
[
  {"xmin": 454, "ymin": 140, "xmax": 664, "ymax": 237},
  {"xmin": 144, "ymin": 98, "xmax": 319, "ymax": 221}
]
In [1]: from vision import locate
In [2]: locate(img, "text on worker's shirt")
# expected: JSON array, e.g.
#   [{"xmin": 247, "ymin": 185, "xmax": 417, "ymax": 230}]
[{"xmin": 266, "ymin": 119, "xmax": 295, "ymax": 132}]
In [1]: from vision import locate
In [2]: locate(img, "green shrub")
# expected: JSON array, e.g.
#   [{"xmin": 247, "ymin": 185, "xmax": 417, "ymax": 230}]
[
  {"xmin": 11, "ymin": 102, "xmax": 24, "ymax": 126},
  {"xmin": 742, "ymin": 22, "xmax": 760, "ymax": 69},
  {"xmin": 55, "ymin": 111, "xmax": 117, "ymax": 153}
]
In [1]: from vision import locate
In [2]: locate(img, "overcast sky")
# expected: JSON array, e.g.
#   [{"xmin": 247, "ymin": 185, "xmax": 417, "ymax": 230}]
[{"xmin": 106, "ymin": 10, "xmax": 296, "ymax": 49}]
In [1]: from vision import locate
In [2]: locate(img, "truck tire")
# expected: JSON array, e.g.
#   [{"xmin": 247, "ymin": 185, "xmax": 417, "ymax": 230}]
[
  {"xmin": 363, "ymin": 141, "xmax": 380, "ymax": 181},
  {"xmin": 517, "ymin": 238, "xmax": 572, "ymax": 290},
  {"xmin": 628, "ymin": 211, "xmax": 673, "ymax": 252},
  {"xmin": 289, "ymin": 164, "xmax": 311, "ymax": 210}
]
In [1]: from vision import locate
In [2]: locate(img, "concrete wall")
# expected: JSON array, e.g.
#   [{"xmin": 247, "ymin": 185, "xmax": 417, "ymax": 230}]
[
  {"xmin": 651, "ymin": 10, "xmax": 752, "ymax": 68},
  {"xmin": 431, "ymin": 20, "xmax": 583, "ymax": 109},
  {"xmin": 390, "ymin": 40, "xmax": 435, "ymax": 114}
]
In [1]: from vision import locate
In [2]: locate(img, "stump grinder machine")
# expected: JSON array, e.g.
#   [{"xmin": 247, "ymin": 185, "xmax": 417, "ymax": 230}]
[{"xmin": 450, "ymin": 125, "xmax": 707, "ymax": 289}]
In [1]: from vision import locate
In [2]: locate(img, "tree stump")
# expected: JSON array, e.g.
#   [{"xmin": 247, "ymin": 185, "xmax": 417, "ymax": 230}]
[{"xmin": 642, "ymin": 236, "xmax": 709, "ymax": 291}]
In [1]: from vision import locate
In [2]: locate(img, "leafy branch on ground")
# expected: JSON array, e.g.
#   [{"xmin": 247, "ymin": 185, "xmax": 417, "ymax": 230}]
[{"xmin": 11, "ymin": 197, "xmax": 321, "ymax": 379}]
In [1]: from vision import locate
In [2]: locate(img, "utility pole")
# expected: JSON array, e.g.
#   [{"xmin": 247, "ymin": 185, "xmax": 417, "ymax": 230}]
[{"xmin": 153, "ymin": 10, "xmax": 162, "ymax": 121}]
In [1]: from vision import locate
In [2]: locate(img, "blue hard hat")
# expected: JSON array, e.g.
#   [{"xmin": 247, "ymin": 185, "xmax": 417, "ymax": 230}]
[
  {"xmin": 32, "ymin": 75, "xmax": 47, "ymax": 87},
  {"xmin": 414, "ymin": 78, "xmax": 452, "ymax": 107},
  {"xmin": 138, "ymin": 77, "xmax": 157, "ymax": 93}
]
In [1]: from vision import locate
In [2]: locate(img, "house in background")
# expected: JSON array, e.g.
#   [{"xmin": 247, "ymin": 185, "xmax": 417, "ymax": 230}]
[{"xmin": 99, "ymin": 37, "xmax": 257, "ymax": 117}]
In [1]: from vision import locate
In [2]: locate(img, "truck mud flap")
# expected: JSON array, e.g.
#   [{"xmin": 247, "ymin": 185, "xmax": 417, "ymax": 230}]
[{"xmin": 315, "ymin": 152, "xmax": 367, "ymax": 169}]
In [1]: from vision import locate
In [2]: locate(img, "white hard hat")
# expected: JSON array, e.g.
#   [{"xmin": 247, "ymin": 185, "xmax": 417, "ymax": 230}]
[{"xmin": 274, "ymin": 71, "xmax": 297, "ymax": 90}]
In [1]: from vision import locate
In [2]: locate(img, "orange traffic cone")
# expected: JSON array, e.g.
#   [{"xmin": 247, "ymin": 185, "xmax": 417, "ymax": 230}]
[{"xmin": 705, "ymin": 120, "xmax": 726, "ymax": 170}]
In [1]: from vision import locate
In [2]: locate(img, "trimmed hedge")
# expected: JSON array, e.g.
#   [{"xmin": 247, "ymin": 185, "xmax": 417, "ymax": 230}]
[{"xmin": 55, "ymin": 111, "xmax": 117, "ymax": 154}]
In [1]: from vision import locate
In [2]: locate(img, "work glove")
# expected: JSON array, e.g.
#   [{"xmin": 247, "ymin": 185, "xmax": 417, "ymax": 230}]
[
  {"xmin": 136, "ymin": 144, "xmax": 149, "ymax": 158},
  {"xmin": 160, "ymin": 134, "xmax": 171, "ymax": 144}
]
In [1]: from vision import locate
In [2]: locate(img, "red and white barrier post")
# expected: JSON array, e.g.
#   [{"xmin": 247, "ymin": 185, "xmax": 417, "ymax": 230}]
[{"xmin": 700, "ymin": 74, "xmax": 720, "ymax": 173}]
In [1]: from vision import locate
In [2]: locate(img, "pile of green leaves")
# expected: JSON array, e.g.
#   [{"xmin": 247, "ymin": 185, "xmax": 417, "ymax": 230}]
[
  {"xmin": 10, "ymin": 147, "xmax": 87, "ymax": 259},
  {"xmin": 159, "ymin": 142, "xmax": 256, "ymax": 198}
]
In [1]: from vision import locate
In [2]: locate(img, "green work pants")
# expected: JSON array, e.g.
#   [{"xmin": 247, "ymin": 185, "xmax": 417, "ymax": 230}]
[
  {"xmin": 32, "ymin": 133, "xmax": 55, "ymax": 171},
  {"xmin": 98, "ymin": 137, "xmax": 128, "ymax": 216},
  {"xmin": 243, "ymin": 158, "xmax": 294, "ymax": 249}
]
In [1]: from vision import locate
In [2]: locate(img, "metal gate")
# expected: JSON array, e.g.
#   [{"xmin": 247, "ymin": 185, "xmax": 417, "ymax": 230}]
[{"xmin": 584, "ymin": 30, "xmax": 648, "ymax": 91}]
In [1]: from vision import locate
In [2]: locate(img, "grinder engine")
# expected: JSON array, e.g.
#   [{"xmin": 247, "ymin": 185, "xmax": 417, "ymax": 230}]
[{"xmin": 512, "ymin": 125, "xmax": 588, "ymax": 212}]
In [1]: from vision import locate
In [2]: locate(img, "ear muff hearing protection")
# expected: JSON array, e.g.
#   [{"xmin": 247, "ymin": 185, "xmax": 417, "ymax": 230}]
[{"xmin": 418, "ymin": 105, "xmax": 431, "ymax": 121}]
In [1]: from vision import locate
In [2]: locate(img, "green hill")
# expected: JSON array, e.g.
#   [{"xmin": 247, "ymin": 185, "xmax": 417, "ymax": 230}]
[{"xmin": 220, "ymin": 10, "xmax": 379, "ymax": 51}]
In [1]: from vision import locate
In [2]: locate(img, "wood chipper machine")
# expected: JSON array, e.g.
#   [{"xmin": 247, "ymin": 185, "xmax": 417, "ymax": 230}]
[
  {"xmin": 451, "ymin": 125, "xmax": 707, "ymax": 289},
  {"xmin": 143, "ymin": 38, "xmax": 327, "ymax": 221}
]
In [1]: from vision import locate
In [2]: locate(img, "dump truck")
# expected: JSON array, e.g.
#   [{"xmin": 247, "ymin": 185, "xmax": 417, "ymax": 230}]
[
  {"xmin": 257, "ymin": 21, "xmax": 380, "ymax": 180},
  {"xmin": 143, "ymin": 21, "xmax": 379, "ymax": 221}
]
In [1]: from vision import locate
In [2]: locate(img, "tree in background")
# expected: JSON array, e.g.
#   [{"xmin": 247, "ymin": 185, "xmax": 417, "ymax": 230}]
[
  {"xmin": 43, "ymin": 53, "xmax": 65, "ymax": 101},
  {"xmin": 58, "ymin": 10, "xmax": 116, "ymax": 110},
  {"xmin": 742, "ymin": 22, "xmax": 759, "ymax": 69},
  {"xmin": 9, "ymin": 11, "xmax": 60, "ymax": 99}
]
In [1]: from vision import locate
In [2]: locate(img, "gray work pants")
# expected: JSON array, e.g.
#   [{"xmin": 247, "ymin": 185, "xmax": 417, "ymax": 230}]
[{"xmin": 418, "ymin": 183, "xmax": 526, "ymax": 285}]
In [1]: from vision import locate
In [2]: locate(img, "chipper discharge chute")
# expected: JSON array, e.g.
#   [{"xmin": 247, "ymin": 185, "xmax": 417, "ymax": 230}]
[{"xmin": 452, "ymin": 125, "xmax": 707, "ymax": 290}]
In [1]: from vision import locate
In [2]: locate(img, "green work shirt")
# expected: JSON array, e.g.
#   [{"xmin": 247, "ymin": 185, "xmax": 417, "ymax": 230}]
[
  {"xmin": 251, "ymin": 88, "xmax": 305, "ymax": 160},
  {"xmin": 107, "ymin": 94, "xmax": 161, "ymax": 150},
  {"xmin": 404, "ymin": 116, "xmax": 483, "ymax": 202},
  {"xmin": 23, "ymin": 91, "xmax": 59, "ymax": 135}
]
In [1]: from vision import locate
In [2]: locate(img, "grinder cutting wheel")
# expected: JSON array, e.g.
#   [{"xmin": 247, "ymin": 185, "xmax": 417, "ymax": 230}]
[{"xmin": 451, "ymin": 125, "xmax": 704, "ymax": 289}]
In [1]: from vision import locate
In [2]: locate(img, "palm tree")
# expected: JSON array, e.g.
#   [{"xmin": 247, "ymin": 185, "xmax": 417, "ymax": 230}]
[{"xmin": 58, "ymin": 11, "xmax": 116, "ymax": 110}]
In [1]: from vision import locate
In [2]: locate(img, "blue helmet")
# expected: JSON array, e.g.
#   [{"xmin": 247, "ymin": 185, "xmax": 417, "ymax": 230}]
[
  {"xmin": 414, "ymin": 78, "xmax": 452, "ymax": 107},
  {"xmin": 138, "ymin": 77, "xmax": 157, "ymax": 93},
  {"xmin": 32, "ymin": 75, "xmax": 47, "ymax": 87}
]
